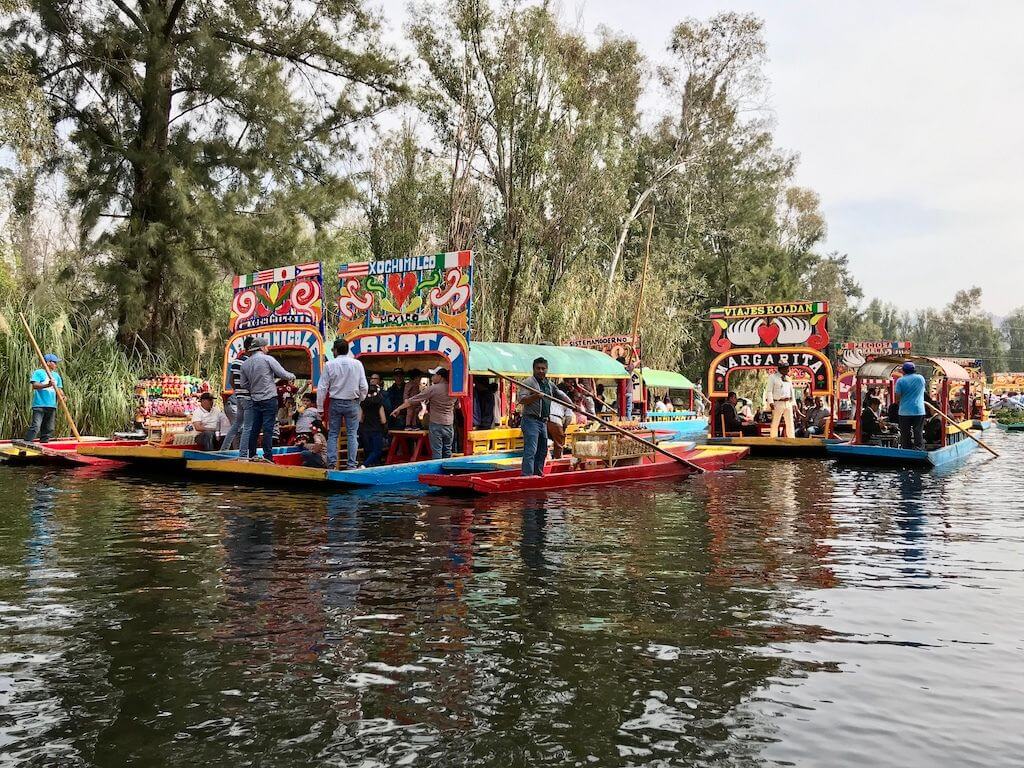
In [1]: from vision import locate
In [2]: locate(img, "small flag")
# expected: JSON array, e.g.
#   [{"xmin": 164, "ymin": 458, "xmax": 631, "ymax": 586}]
[{"xmin": 339, "ymin": 262, "xmax": 370, "ymax": 277}]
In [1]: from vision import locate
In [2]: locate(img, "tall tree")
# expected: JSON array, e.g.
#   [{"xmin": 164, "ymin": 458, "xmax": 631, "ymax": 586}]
[
  {"xmin": 606, "ymin": 12, "xmax": 768, "ymax": 289},
  {"xmin": 1002, "ymin": 308, "xmax": 1024, "ymax": 371},
  {"xmin": 410, "ymin": 0, "xmax": 642, "ymax": 341},
  {"xmin": 4, "ymin": 0, "xmax": 404, "ymax": 348}
]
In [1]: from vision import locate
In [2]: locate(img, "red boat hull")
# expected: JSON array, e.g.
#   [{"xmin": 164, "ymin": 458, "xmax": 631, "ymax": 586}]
[
  {"xmin": 420, "ymin": 444, "xmax": 748, "ymax": 495},
  {"xmin": 0, "ymin": 438, "xmax": 141, "ymax": 467}
]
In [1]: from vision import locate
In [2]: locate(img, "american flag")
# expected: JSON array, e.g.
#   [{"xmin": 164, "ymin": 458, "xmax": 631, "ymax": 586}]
[{"xmin": 339, "ymin": 261, "xmax": 370, "ymax": 278}]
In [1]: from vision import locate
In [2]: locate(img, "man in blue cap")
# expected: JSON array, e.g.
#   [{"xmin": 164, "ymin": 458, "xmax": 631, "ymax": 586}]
[
  {"xmin": 26, "ymin": 353, "xmax": 64, "ymax": 443},
  {"xmin": 894, "ymin": 360, "xmax": 927, "ymax": 450}
]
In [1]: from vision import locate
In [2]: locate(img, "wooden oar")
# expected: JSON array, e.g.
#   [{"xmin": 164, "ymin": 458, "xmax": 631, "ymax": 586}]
[
  {"xmin": 926, "ymin": 402, "xmax": 998, "ymax": 458},
  {"xmin": 488, "ymin": 369, "xmax": 705, "ymax": 472},
  {"xmin": 18, "ymin": 312, "xmax": 81, "ymax": 440}
]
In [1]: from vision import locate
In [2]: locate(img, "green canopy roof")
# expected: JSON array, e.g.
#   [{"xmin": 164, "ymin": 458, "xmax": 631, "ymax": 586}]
[
  {"xmin": 640, "ymin": 368, "xmax": 696, "ymax": 390},
  {"xmin": 469, "ymin": 342, "xmax": 628, "ymax": 379}
]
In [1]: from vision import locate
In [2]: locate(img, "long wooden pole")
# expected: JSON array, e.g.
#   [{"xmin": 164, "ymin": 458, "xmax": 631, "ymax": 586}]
[
  {"xmin": 628, "ymin": 207, "xmax": 655, "ymax": 414},
  {"xmin": 489, "ymin": 369, "xmax": 705, "ymax": 472},
  {"xmin": 630, "ymin": 205, "xmax": 655, "ymax": 346},
  {"xmin": 18, "ymin": 312, "xmax": 81, "ymax": 440},
  {"xmin": 926, "ymin": 402, "xmax": 998, "ymax": 458}
]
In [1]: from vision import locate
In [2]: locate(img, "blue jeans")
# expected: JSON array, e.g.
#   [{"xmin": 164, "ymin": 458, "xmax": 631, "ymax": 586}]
[
  {"xmin": 25, "ymin": 407, "xmax": 56, "ymax": 442},
  {"xmin": 428, "ymin": 423, "xmax": 454, "ymax": 459},
  {"xmin": 328, "ymin": 399, "xmax": 361, "ymax": 469},
  {"xmin": 246, "ymin": 397, "xmax": 278, "ymax": 459},
  {"xmin": 301, "ymin": 449, "xmax": 327, "ymax": 468},
  {"xmin": 520, "ymin": 416, "xmax": 548, "ymax": 476},
  {"xmin": 361, "ymin": 430, "xmax": 386, "ymax": 466},
  {"xmin": 220, "ymin": 395, "xmax": 252, "ymax": 455}
]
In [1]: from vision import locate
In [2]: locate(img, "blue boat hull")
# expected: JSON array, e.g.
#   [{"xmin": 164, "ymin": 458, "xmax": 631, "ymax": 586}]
[
  {"xmin": 327, "ymin": 451, "xmax": 521, "ymax": 487},
  {"xmin": 644, "ymin": 417, "xmax": 708, "ymax": 439},
  {"xmin": 972, "ymin": 419, "xmax": 991, "ymax": 430},
  {"xmin": 181, "ymin": 445, "xmax": 302, "ymax": 462},
  {"xmin": 827, "ymin": 436, "xmax": 978, "ymax": 467}
]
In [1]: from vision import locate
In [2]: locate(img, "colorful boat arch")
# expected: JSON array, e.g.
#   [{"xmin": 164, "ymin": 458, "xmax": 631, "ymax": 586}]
[
  {"xmin": 337, "ymin": 251, "xmax": 474, "ymax": 396},
  {"xmin": 223, "ymin": 262, "xmax": 326, "ymax": 392},
  {"xmin": 708, "ymin": 347, "xmax": 834, "ymax": 397},
  {"xmin": 705, "ymin": 300, "xmax": 836, "ymax": 443}
]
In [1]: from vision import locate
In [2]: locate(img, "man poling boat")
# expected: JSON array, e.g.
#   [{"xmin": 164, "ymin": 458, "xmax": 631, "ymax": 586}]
[
  {"xmin": 490, "ymin": 367, "xmax": 708, "ymax": 474},
  {"xmin": 827, "ymin": 355, "xmax": 994, "ymax": 468}
]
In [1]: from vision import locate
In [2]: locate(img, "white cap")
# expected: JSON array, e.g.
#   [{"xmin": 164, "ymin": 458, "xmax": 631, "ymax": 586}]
[{"xmin": 428, "ymin": 366, "xmax": 444, "ymax": 375}]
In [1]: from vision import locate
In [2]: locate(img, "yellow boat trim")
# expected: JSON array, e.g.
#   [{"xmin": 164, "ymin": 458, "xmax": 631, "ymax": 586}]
[
  {"xmin": 187, "ymin": 460, "xmax": 329, "ymax": 482},
  {"xmin": 77, "ymin": 444, "xmax": 185, "ymax": 460},
  {"xmin": 0, "ymin": 445, "xmax": 45, "ymax": 458},
  {"xmin": 686, "ymin": 445, "xmax": 749, "ymax": 458}
]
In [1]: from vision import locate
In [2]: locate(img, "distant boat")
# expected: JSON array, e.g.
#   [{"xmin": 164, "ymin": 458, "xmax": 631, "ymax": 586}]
[
  {"xmin": 827, "ymin": 354, "xmax": 980, "ymax": 470},
  {"xmin": 994, "ymin": 420, "xmax": 1024, "ymax": 432}
]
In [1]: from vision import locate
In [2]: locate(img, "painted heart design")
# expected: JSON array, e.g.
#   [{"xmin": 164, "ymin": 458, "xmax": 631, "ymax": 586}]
[
  {"xmin": 388, "ymin": 273, "xmax": 419, "ymax": 311},
  {"xmin": 757, "ymin": 322, "xmax": 780, "ymax": 345}
]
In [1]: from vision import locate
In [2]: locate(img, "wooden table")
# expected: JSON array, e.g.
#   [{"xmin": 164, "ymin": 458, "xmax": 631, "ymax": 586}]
[{"xmin": 386, "ymin": 430, "xmax": 431, "ymax": 464}]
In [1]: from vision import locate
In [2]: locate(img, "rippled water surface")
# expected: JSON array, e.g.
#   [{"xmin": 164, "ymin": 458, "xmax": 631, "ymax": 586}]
[{"xmin": 2, "ymin": 433, "xmax": 1023, "ymax": 767}]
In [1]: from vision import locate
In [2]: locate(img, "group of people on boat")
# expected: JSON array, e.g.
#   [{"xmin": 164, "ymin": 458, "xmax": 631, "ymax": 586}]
[
  {"xmin": 185, "ymin": 337, "xmax": 623, "ymax": 472},
  {"xmin": 857, "ymin": 361, "xmax": 935, "ymax": 450},
  {"xmin": 714, "ymin": 363, "xmax": 832, "ymax": 438}
]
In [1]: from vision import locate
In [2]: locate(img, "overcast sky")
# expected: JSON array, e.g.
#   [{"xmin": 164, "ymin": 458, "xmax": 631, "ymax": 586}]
[{"xmin": 378, "ymin": 0, "xmax": 1024, "ymax": 315}]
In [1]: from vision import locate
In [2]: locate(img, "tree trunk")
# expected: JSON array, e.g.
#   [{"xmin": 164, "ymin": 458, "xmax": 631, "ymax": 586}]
[{"xmin": 119, "ymin": 26, "xmax": 175, "ymax": 349}]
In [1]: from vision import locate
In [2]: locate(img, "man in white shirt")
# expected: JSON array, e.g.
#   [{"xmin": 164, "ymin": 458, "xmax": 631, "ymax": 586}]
[
  {"xmin": 317, "ymin": 338, "xmax": 368, "ymax": 469},
  {"xmin": 767, "ymin": 363, "xmax": 796, "ymax": 438},
  {"xmin": 191, "ymin": 393, "xmax": 230, "ymax": 451}
]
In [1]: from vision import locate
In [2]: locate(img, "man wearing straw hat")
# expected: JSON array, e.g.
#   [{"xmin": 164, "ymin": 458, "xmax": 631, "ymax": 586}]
[{"xmin": 26, "ymin": 353, "xmax": 64, "ymax": 443}]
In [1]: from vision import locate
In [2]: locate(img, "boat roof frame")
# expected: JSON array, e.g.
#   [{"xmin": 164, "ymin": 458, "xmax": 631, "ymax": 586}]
[{"xmin": 855, "ymin": 354, "xmax": 972, "ymax": 382}]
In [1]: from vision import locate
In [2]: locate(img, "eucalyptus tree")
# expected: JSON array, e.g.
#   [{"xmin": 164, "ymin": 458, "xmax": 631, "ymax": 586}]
[{"xmin": 409, "ymin": 0, "xmax": 643, "ymax": 342}]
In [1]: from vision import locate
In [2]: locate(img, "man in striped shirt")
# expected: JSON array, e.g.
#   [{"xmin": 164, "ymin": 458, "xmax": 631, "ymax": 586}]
[{"xmin": 220, "ymin": 337, "xmax": 254, "ymax": 455}]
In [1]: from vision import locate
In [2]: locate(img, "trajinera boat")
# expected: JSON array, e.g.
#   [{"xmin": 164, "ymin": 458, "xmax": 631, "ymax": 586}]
[
  {"xmin": 704, "ymin": 300, "xmax": 844, "ymax": 456},
  {"xmin": 0, "ymin": 438, "xmax": 141, "ymax": 467},
  {"xmin": 994, "ymin": 418, "xmax": 1024, "ymax": 432},
  {"xmin": 421, "ymin": 431, "xmax": 747, "ymax": 495},
  {"xmin": 827, "ymin": 355, "xmax": 980, "ymax": 468},
  {"xmin": 95, "ymin": 252, "xmax": 644, "ymax": 485}
]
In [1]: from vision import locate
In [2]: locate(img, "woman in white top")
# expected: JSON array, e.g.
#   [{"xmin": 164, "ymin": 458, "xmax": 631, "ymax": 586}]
[
  {"xmin": 738, "ymin": 398, "xmax": 754, "ymax": 421},
  {"xmin": 654, "ymin": 395, "xmax": 674, "ymax": 413}
]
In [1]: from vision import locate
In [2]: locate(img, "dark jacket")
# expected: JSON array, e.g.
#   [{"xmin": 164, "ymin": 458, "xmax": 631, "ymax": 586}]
[
  {"xmin": 717, "ymin": 401, "xmax": 743, "ymax": 432},
  {"xmin": 861, "ymin": 407, "xmax": 884, "ymax": 441}
]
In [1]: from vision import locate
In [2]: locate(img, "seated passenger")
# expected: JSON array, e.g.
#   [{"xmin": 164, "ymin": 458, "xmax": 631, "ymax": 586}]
[
  {"xmin": 860, "ymin": 396, "xmax": 888, "ymax": 443},
  {"xmin": 924, "ymin": 412, "xmax": 943, "ymax": 445},
  {"xmin": 887, "ymin": 399, "xmax": 900, "ymax": 424},
  {"xmin": 718, "ymin": 391, "xmax": 760, "ymax": 436},
  {"xmin": 191, "ymin": 392, "xmax": 230, "ymax": 451},
  {"xmin": 294, "ymin": 392, "xmax": 320, "ymax": 436},
  {"xmin": 296, "ymin": 429, "xmax": 327, "ymax": 468},
  {"xmin": 803, "ymin": 397, "xmax": 832, "ymax": 436}
]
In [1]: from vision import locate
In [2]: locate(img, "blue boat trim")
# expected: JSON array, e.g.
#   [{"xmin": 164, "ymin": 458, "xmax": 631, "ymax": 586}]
[
  {"xmin": 827, "ymin": 436, "xmax": 978, "ymax": 467},
  {"xmin": 180, "ymin": 445, "xmax": 302, "ymax": 461},
  {"xmin": 327, "ymin": 451, "xmax": 523, "ymax": 486},
  {"xmin": 643, "ymin": 417, "xmax": 708, "ymax": 440}
]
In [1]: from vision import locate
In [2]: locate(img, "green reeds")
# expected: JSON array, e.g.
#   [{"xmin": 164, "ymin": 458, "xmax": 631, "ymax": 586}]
[{"xmin": 0, "ymin": 301, "xmax": 143, "ymax": 438}]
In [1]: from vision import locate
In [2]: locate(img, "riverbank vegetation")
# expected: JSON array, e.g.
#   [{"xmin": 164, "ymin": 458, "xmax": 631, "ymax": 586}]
[{"xmin": 1, "ymin": 0, "xmax": 1019, "ymax": 434}]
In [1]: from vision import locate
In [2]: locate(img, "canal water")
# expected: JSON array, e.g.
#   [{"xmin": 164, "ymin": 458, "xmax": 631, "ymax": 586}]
[{"xmin": 1, "ymin": 433, "xmax": 1022, "ymax": 767}]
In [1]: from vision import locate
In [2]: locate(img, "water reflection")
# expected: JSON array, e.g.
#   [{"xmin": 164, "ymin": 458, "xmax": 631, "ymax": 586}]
[{"xmin": 0, "ymin": 431, "xmax": 1022, "ymax": 766}]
